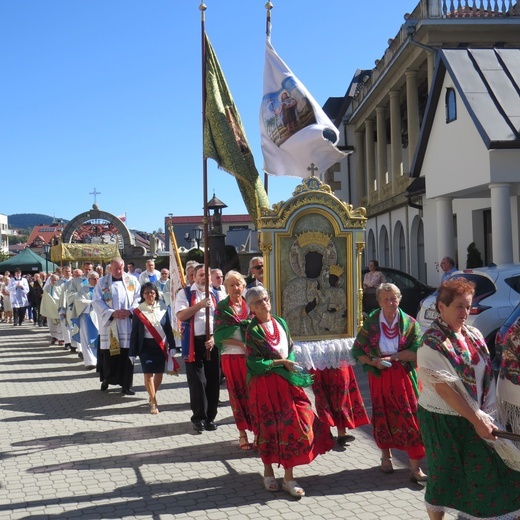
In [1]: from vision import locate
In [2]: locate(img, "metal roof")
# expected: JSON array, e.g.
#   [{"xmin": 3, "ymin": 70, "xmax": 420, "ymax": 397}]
[
  {"xmin": 412, "ymin": 47, "xmax": 520, "ymax": 177},
  {"xmin": 443, "ymin": 48, "xmax": 520, "ymax": 146}
]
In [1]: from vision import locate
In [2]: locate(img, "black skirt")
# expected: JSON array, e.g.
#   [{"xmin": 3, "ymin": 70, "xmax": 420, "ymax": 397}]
[{"xmin": 139, "ymin": 337, "xmax": 166, "ymax": 374}]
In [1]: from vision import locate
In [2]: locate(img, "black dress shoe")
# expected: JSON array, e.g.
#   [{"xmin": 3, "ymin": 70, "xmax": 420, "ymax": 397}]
[
  {"xmin": 204, "ymin": 421, "xmax": 218, "ymax": 431},
  {"xmin": 70, "ymin": 346, "xmax": 77, "ymax": 353},
  {"xmin": 100, "ymin": 381, "xmax": 109, "ymax": 391},
  {"xmin": 337, "ymin": 434, "xmax": 356, "ymax": 446},
  {"xmin": 121, "ymin": 388, "xmax": 135, "ymax": 396},
  {"xmin": 64, "ymin": 343, "xmax": 71, "ymax": 351},
  {"xmin": 192, "ymin": 421, "xmax": 205, "ymax": 432}
]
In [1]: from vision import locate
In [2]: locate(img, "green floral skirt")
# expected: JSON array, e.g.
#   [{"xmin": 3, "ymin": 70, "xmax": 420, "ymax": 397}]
[{"xmin": 418, "ymin": 406, "xmax": 520, "ymax": 519}]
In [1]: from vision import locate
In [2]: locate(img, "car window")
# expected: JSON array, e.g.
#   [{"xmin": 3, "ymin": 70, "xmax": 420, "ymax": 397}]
[
  {"xmin": 505, "ymin": 275, "xmax": 520, "ymax": 295},
  {"xmin": 385, "ymin": 271, "xmax": 414, "ymax": 289},
  {"xmin": 504, "ymin": 303, "xmax": 520, "ymax": 328},
  {"xmin": 452, "ymin": 274, "xmax": 496, "ymax": 299}
]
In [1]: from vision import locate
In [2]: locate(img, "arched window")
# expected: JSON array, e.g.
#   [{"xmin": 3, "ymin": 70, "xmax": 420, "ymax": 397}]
[{"xmin": 445, "ymin": 88, "xmax": 457, "ymax": 123}]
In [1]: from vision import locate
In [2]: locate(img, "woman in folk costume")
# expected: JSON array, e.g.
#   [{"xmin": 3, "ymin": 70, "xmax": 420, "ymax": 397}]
[
  {"xmin": 418, "ymin": 278, "xmax": 520, "ymax": 520},
  {"xmin": 352, "ymin": 282, "xmax": 427, "ymax": 482},
  {"xmin": 214, "ymin": 270, "xmax": 254, "ymax": 450},
  {"xmin": 130, "ymin": 283, "xmax": 179, "ymax": 414},
  {"xmin": 245, "ymin": 286, "xmax": 333, "ymax": 498},
  {"xmin": 497, "ymin": 316, "xmax": 520, "ymax": 440},
  {"xmin": 310, "ymin": 265, "xmax": 370, "ymax": 446}
]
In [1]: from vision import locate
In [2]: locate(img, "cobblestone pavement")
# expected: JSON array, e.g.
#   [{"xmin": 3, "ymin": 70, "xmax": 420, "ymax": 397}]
[{"xmin": 0, "ymin": 322, "xmax": 428, "ymax": 519}]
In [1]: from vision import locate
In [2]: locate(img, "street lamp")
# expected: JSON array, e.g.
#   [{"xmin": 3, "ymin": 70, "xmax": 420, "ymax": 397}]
[
  {"xmin": 193, "ymin": 226, "xmax": 203, "ymax": 249},
  {"xmin": 43, "ymin": 243, "xmax": 50, "ymax": 275}
]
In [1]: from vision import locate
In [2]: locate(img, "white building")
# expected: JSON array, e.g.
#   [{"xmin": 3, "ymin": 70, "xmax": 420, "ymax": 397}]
[
  {"xmin": 0, "ymin": 214, "xmax": 9, "ymax": 255},
  {"xmin": 325, "ymin": 0, "xmax": 520, "ymax": 285}
]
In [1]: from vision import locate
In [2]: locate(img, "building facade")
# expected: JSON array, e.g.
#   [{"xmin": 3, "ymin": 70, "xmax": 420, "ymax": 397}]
[{"xmin": 326, "ymin": 0, "xmax": 520, "ymax": 285}]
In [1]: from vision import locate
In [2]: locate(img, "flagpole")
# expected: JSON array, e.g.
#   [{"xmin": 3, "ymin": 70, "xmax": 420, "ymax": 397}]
[
  {"xmin": 263, "ymin": 1, "xmax": 273, "ymax": 196},
  {"xmin": 200, "ymin": 2, "xmax": 211, "ymax": 359}
]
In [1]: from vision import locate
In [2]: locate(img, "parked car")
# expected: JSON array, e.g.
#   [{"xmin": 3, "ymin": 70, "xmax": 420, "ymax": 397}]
[
  {"xmin": 416, "ymin": 264, "xmax": 520, "ymax": 359},
  {"xmin": 493, "ymin": 302, "xmax": 520, "ymax": 372},
  {"xmin": 361, "ymin": 267, "xmax": 436, "ymax": 318}
]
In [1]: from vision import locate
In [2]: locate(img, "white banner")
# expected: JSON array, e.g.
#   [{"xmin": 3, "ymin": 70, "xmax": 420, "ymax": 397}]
[{"xmin": 260, "ymin": 26, "xmax": 347, "ymax": 178}]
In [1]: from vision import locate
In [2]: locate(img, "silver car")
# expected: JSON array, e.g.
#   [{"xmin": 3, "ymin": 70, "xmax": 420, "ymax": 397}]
[{"xmin": 416, "ymin": 263, "xmax": 520, "ymax": 358}]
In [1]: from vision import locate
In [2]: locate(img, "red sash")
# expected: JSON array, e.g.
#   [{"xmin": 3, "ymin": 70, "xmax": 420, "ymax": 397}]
[
  {"xmin": 134, "ymin": 307, "xmax": 168, "ymax": 360},
  {"xmin": 184, "ymin": 288, "xmax": 218, "ymax": 363}
]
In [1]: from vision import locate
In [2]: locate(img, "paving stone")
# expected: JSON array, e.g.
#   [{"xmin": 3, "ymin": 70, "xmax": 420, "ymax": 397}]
[{"xmin": 0, "ymin": 323, "xmax": 428, "ymax": 518}]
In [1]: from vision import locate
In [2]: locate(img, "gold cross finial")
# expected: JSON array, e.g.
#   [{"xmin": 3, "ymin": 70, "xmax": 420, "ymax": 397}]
[{"xmin": 307, "ymin": 163, "xmax": 319, "ymax": 176}]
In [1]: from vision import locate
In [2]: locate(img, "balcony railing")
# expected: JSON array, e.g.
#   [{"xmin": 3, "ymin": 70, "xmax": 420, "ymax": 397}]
[
  {"xmin": 414, "ymin": 0, "xmax": 520, "ymax": 18},
  {"xmin": 351, "ymin": 0, "xmax": 519, "ymax": 108}
]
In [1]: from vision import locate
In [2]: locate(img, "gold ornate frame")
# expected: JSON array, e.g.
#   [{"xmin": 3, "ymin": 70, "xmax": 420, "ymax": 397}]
[{"xmin": 258, "ymin": 177, "xmax": 367, "ymax": 340}]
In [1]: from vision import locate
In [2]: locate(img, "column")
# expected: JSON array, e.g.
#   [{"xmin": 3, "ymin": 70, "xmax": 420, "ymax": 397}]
[
  {"xmin": 355, "ymin": 130, "xmax": 366, "ymax": 203},
  {"xmin": 406, "ymin": 70, "xmax": 420, "ymax": 169},
  {"xmin": 435, "ymin": 197, "xmax": 455, "ymax": 262},
  {"xmin": 376, "ymin": 106, "xmax": 387, "ymax": 193},
  {"xmin": 490, "ymin": 183, "xmax": 513, "ymax": 265},
  {"xmin": 365, "ymin": 119, "xmax": 375, "ymax": 204},
  {"xmin": 389, "ymin": 90, "xmax": 402, "ymax": 194}
]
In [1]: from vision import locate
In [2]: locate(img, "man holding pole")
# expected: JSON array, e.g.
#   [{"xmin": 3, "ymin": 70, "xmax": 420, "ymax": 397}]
[{"xmin": 175, "ymin": 264, "xmax": 220, "ymax": 432}]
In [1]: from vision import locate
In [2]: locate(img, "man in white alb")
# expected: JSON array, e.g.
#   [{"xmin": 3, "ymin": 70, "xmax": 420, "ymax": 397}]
[{"xmin": 93, "ymin": 257, "xmax": 140, "ymax": 395}]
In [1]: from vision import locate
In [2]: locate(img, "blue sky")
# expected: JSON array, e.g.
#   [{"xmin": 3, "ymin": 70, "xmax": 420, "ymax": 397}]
[{"xmin": 1, "ymin": 0, "xmax": 413, "ymax": 232}]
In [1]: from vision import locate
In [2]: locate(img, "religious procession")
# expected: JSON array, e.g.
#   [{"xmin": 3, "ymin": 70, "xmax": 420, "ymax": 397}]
[{"xmin": 2, "ymin": 0, "xmax": 520, "ymax": 518}]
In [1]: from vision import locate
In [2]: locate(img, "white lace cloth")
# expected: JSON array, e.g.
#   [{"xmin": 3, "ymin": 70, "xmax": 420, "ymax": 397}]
[
  {"xmin": 293, "ymin": 337, "xmax": 356, "ymax": 370},
  {"xmin": 497, "ymin": 377, "xmax": 520, "ymax": 446}
]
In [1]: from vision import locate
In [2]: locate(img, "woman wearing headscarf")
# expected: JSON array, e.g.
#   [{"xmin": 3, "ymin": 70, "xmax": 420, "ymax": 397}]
[{"xmin": 418, "ymin": 278, "xmax": 520, "ymax": 519}]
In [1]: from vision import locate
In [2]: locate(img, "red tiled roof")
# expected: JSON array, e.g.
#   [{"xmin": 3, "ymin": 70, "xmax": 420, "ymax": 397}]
[{"xmin": 26, "ymin": 225, "xmax": 63, "ymax": 246}]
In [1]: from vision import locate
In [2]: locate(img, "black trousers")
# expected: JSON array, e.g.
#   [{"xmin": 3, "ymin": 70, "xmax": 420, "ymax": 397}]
[
  {"xmin": 32, "ymin": 305, "xmax": 39, "ymax": 324},
  {"xmin": 13, "ymin": 306, "xmax": 26, "ymax": 325},
  {"xmin": 185, "ymin": 335, "xmax": 220, "ymax": 423}
]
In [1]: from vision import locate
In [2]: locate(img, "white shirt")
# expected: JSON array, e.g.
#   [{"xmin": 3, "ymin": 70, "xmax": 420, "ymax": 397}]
[{"xmin": 175, "ymin": 284, "xmax": 214, "ymax": 336}]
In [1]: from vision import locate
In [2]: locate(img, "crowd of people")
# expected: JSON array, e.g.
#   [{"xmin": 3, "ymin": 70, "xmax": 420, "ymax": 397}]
[{"xmin": 1, "ymin": 256, "xmax": 519, "ymax": 516}]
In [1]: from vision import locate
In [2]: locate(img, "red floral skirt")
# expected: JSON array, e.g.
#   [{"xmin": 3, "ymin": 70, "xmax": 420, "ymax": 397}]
[
  {"xmin": 368, "ymin": 362, "xmax": 425, "ymax": 459},
  {"xmin": 221, "ymin": 354, "xmax": 253, "ymax": 432},
  {"xmin": 249, "ymin": 372, "xmax": 334, "ymax": 469},
  {"xmin": 311, "ymin": 365, "xmax": 370, "ymax": 430}
]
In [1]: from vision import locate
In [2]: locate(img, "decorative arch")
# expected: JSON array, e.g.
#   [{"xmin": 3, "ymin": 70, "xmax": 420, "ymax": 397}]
[
  {"xmin": 379, "ymin": 226, "xmax": 390, "ymax": 267},
  {"xmin": 393, "ymin": 221, "xmax": 406, "ymax": 271},
  {"xmin": 60, "ymin": 204, "xmax": 143, "ymax": 258},
  {"xmin": 410, "ymin": 216, "xmax": 426, "ymax": 282},
  {"xmin": 366, "ymin": 229, "xmax": 376, "ymax": 265}
]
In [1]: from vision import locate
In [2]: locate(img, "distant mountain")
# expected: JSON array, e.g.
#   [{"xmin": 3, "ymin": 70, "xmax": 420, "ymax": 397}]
[{"xmin": 8, "ymin": 213, "xmax": 68, "ymax": 230}]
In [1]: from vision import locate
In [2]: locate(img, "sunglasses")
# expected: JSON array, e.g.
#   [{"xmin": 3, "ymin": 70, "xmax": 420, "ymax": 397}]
[{"xmin": 252, "ymin": 265, "xmax": 264, "ymax": 271}]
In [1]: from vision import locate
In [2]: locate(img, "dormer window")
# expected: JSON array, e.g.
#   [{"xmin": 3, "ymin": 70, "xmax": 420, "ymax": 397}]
[{"xmin": 445, "ymin": 88, "xmax": 457, "ymax": 123}]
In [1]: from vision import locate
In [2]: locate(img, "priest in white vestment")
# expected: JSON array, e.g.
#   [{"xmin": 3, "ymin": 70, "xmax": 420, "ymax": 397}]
[
  {"xmin": 40, "ymin": 274, "xmax": 64, "ymax": 345},
  {"xmin": 93, "ymin": 257, "xmax": 140, "ymax": 395},
  {"xmin": 73, "ymin": 271, "xmax": 100, "ymax": 369}
]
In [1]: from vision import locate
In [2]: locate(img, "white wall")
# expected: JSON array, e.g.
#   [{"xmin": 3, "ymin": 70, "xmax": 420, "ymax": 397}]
[{"xmin": 423, "ymin": 77, "xmax": 490, "ymax": 199}]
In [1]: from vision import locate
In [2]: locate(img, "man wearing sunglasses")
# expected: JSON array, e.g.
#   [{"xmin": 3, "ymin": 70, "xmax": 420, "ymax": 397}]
[{"xmin": 246, "ymin": 257, "xmax": 264, "ymax": 289}]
